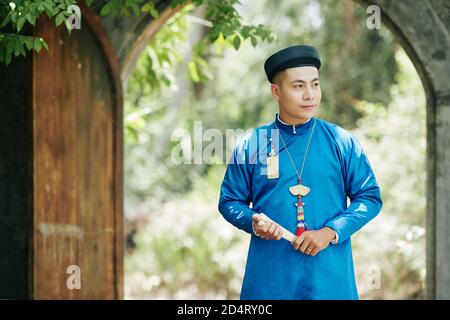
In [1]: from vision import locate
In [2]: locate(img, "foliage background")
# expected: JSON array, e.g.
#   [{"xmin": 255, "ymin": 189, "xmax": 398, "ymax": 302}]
[{"xmin": 123, "ymin": 0, "xmax": 426, "ymax": 299}]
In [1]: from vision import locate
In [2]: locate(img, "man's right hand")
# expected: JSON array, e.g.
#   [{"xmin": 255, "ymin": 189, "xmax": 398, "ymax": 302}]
[{"xmin": 252, "ymin": 214, "xmax": 283, "ymax": 240}]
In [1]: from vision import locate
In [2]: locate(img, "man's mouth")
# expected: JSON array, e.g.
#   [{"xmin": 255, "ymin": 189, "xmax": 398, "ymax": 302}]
[{"xmin": 301, "ymin": 105, "xmax": 316, "ymax": 109}]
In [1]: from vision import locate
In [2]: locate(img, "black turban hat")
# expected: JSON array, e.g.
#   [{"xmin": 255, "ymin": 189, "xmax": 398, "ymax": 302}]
[{"xmin": 264, "ymin": 45, "xmax": 321, "ymax": 83}]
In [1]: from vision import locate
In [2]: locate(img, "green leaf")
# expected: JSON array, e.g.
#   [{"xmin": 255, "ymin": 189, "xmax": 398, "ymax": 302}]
[
  {"xmin": 84, "ymin": 0, "xmax": 93, "ymax": 6},
  {"xmin": 34, "ymin": 37, "xmax": 42, "ymax": 52},
  {"xmin": 17, "ymin": 16, "xmax": 26, "ymax": 32},
  {"xmin": 19, "ymin": 42, "xmax": 26, "ymax": 57},
  {"xmin": 41, "ymin": 39, "xmax": 49, "ymax": 50},
  {"xmin": 210, "ymin": 28, "xmax": 220, "ymax": 42},
  {"xmin": 241, "ymin": 26, "xmax": 250, "ymax": 39},
  {"xmin": 142, "ymin": 2, "xmax": 159, "ymax": 18},
  {"xmin": 6, "ymin": 39, "xmax": 15, "ymax": 56},
  {"xmin": 222, "ymin": 25, "xmax": 233, "ymax": 38},
  {"xmin": 5, "ymin": 52, "xmax": 12, "ymax": 65},
  {"xmin": 233, "ymin": 35, "xmax": 240, "ymax": 50},
  {"xmin": 126, "ymin": 126, "xmax": 139, "ymax": 143},
  {"xmin": 250, "ymin": 35, "xmax": 257, "ymax": 47},
  {"xmin": 131, "ymin": 4, "xmax": 140, "ymax": 16},
  {"xmin": 44, "ymin": 7, "xmax": 53, "ymax": 18},
  {"xmin": 26, "ymin": 13, "xmax": 37, "ymax": 26},
  {"xmin": 14, "ymin": 40, "xmax": 21, "ymax": 57},
  {"xmin": 170, "ymin": 0, "xmax": 184, "ymax": 8},
  {"xmin": 0, "ymin": 14, "xmax": 12, "ymax": 28},
  {"xmin": 100, "ymin": 2, "xmax": 114, "ymax": 16},
  {"xmin": 188, "ymin": 61, "xmax": 200, "ymax": 82},
  {"xmin": 24, "ymin": 36, "xmax": 34, "ymax": 50},
  {"xmin": 55, "ymin": 12, "xmax": 65, "ymax": 27},
  {"xmin": 43, "ymin": 1, "xmax": 54, "ymax": 17},
  {"xmin": 11, "ymin": 12, "xmax": 18, "ymax": 24}
]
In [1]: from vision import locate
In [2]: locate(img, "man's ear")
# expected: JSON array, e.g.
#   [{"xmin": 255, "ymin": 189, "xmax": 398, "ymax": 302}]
[{"xmin": 271, "ymin": 83, "xmax": 281, "ymax": 101}]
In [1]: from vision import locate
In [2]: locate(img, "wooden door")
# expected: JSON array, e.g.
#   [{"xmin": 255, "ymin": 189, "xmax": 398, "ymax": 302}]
[{"xmin": 32, "ymin": 8, "xmax": 123, "ymax": 299}]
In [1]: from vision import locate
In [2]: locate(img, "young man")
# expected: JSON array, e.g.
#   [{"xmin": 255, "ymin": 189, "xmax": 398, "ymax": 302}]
[{"xmin": 218, "ymin": 45, "xmax": 382, "ymax": 299}]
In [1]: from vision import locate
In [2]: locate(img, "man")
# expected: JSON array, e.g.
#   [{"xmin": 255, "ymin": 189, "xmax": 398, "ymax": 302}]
[{"xmin": 218, "ymin": 45, "xmax": 382, "ymax": 299}]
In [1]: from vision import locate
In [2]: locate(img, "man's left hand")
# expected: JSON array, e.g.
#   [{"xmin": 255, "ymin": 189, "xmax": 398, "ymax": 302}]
[{"xmin": 291, "ymin": 227, "xmax": 336, "ymax": 256}]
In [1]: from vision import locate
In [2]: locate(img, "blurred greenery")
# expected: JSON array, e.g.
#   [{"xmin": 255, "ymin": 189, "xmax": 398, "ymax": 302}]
[
  {"xmin": 124, "ymin": 0, "xmax": 425, "ymax": 299},
  {"xmin": 351, "ymin": 49, "xmax": 426, "ymax": 299},
  {"xmin": 0, "ymin": 0, "xmax": 274, "ymax": 65}
]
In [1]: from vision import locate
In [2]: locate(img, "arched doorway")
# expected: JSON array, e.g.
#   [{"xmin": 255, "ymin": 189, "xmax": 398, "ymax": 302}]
[{"xmin": 0, "ymin": 0, "xmax": 448, "ymax": 299}]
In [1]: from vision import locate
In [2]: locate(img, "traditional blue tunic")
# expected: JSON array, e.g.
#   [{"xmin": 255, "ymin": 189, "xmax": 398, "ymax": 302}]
[{"xmin": 218, "ymin": 114, "xmax": 382, "ymax": 300}]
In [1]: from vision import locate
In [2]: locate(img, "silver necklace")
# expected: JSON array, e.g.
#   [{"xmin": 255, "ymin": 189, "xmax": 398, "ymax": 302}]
[
  {"xmin": 274, "ymin": 118, "xmax": 316, "ymax": 195},
  {"xmin": 273, "ymin": 118, "xmax": 316, "ymax": 236}
]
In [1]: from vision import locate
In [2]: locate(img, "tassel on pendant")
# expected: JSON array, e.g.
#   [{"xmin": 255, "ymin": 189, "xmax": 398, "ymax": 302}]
[
  {"xmin": 295, "ymin": 194, "xmax": 308, "ymax": 236},
  {"xmin": 296, "ymin": 220, "xmax": 309, "ymax": 236},
  {"xmin": 296, "ymin": 225, "xmax": 305, "ymax": 237}
]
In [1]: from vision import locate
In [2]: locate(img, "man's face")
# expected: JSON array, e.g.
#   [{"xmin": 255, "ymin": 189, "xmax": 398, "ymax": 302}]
[{"xmin": 271, "ymin": 66, "xmax": 321, "ymax": 124}]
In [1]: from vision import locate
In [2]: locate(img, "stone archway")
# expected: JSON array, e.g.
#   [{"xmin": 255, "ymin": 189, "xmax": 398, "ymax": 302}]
[
  {"xmin": 354, "ymin": 0, "xmax": 450, "ymax": 300},
  {"xmin": 103, "ymin": 0, "xmax": 449, "ymax": 299}
]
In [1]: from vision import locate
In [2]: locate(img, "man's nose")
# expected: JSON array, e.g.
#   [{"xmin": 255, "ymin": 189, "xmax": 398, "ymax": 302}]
[{"xmin": 303, "ymin": 86, "xmax": 313, "ymax": 100}]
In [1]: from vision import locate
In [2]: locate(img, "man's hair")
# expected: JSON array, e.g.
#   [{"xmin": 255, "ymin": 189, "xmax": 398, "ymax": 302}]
[{"xmin": 272, "ymin": 70, "xmax": 286, "ymax": 87}]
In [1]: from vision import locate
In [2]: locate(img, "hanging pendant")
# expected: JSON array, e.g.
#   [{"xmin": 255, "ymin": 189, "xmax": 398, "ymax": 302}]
[
  {"xmin": 289, "ymin": 184, "xmax": 310, "ymax": 196},
  {"xmin": 291, "ymin": 180, "xmax": 310, "ymax": 236}
]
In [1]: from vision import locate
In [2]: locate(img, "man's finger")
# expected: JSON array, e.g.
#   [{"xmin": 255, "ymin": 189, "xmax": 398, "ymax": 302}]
[
  {"xmin": 292, "ymin": 234, "xmax": 302, "ymax": 248},
  {"xmin": 300, "ymin": 237, "xmax": 313, "ymax": 253},
  {"xmin": 268, "ymin": 223, "xmax": 277, "ymax": 234},
  {"xmin": 293, "ymin": 233, "xmax": 305, "ymax": 250},
  {"xmin": 252, "ymin": 214, "xmax": 262, "ymax": 223},
  {"xmin": 304, "ymin": 246, "xmax": 315, "ymax": 255},
  {"xmin": 267, "ymin": 225, "xmax": 278, "ymax": 240},
  {"xmin": 310, "ymin": 247, "xmax": 320, "ymax": 256},
  {"xmin": 272, "ymin": 225, "xmax": 280, "ymax": 240},
  {"xmin": 274, "ymin": 225, "xmax": 281, "ymax": 239}
]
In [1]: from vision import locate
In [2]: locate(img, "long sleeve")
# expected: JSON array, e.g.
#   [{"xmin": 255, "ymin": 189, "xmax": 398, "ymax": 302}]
[
  {"xmin": 325, "ymin": 133, "xmax": 382, "ymax": 244},
  {"xmin": 218, "ymin": 136, "xmax": 257, "ymax": 235}
]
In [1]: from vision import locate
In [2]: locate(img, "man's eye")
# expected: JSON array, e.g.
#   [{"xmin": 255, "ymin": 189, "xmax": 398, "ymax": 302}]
[
  {"xmin": 294, "ymin": 85, "xmax": 303, "ymax": 88},
  {"xmin": 314, "ymin": 83, "xmax": 320, "ymax": 87}
]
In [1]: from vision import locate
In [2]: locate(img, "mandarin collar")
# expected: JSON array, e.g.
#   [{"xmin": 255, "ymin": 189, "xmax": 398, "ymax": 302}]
[{"xmin": 274, "ymin": 113, "xmax": 315, "ymax": 135}]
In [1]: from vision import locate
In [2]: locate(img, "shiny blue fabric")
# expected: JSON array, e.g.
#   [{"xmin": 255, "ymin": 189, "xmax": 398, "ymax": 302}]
[{"xmin": 218, "ymin": 114, "xmax": 382, "ymax": 300}]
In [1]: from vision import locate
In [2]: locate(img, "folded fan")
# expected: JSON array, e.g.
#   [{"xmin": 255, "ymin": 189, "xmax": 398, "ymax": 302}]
[{"xmin": 257, "ymin": 213, "xmax": 297, "ymax": 242}]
